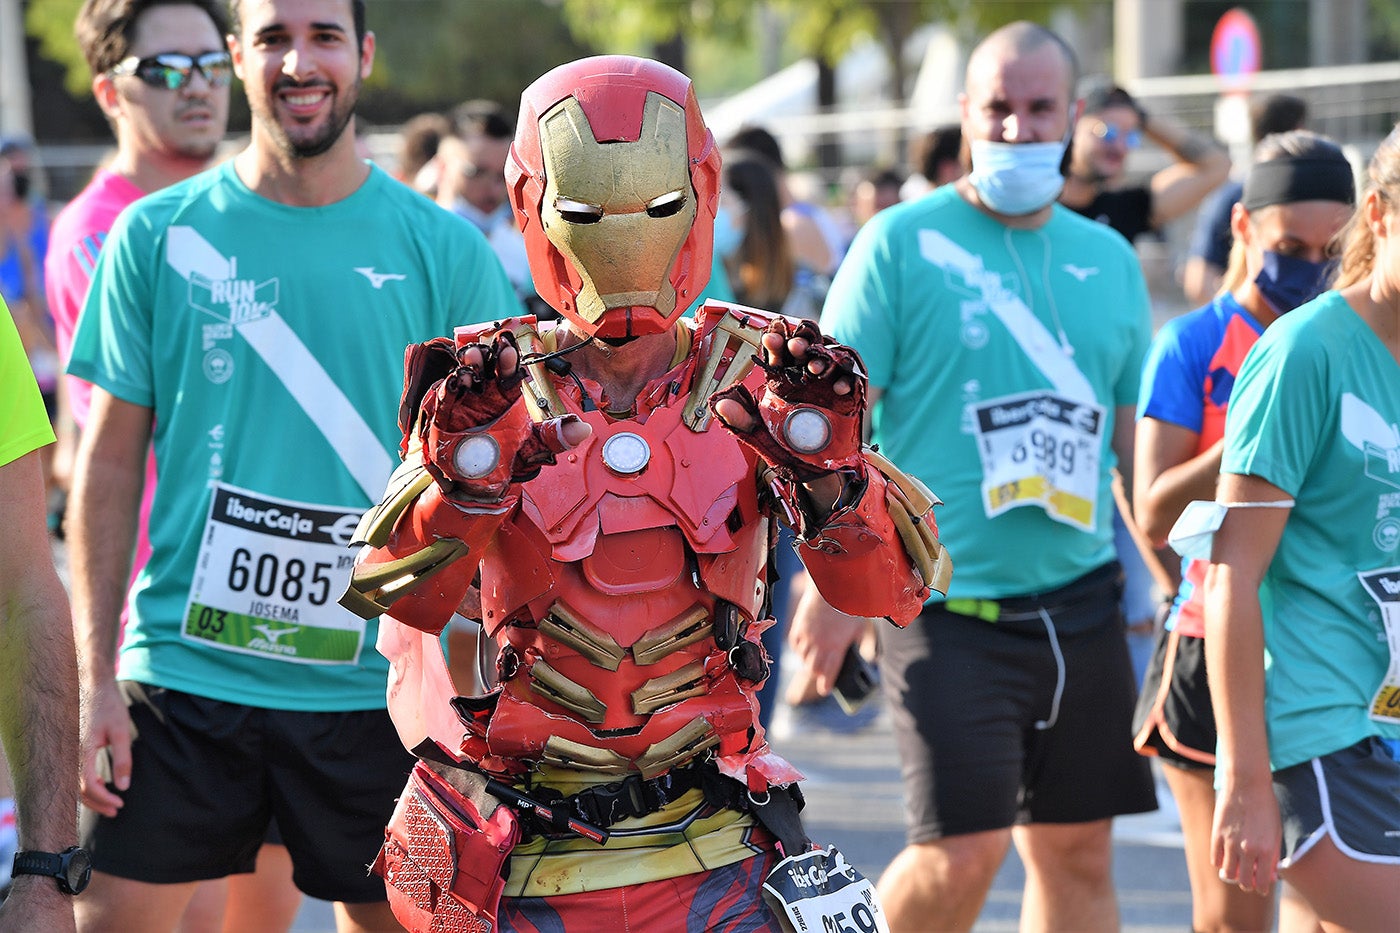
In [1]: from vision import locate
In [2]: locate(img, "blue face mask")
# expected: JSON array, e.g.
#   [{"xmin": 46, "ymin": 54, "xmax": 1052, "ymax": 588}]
[
  {"xmin": 968, "ymin": 138, "xmax": 1069, "ymax": 216},
  {"xmin": 713, "ymin": 205, "xmax": 744, "ymax": 259},
  {"xmin": 1255, "ymin": 250, "xmax": 1332, "ymax": 314}
]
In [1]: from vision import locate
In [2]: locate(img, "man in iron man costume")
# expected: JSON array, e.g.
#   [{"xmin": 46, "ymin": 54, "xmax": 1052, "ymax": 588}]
[{"xmin": 340, "ymin": 55, "xmax": 950, "ymax": 932}]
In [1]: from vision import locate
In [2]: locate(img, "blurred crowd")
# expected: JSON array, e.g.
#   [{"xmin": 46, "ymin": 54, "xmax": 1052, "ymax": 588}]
[{"xmin": 3, "ymin": 5, "xmax": 1399, "ymax": 932}]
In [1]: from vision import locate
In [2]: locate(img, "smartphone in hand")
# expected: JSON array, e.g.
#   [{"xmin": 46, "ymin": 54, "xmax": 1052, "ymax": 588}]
[{"xmin": 832, "ymin": 646, "xmax": 878, "ymax": 715}]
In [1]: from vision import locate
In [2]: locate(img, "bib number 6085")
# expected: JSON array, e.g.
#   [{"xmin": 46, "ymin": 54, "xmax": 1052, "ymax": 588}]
[{"xmin": 227, "ymin": 548, "xmax": 333, "ymax": 605}]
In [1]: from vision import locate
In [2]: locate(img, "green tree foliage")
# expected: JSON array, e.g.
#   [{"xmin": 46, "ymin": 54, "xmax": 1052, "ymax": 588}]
[
  {"xmin": 559, "ymin": 0, "xmax": 756, "ymax": 53},
  {"xmin": 24, "ymin": 0, "xmax": 594, "ymax": 124},
  {"xmin": 561, "ymin": 0, "xmax": 1089, "ymax": 103},
  {"xmin": 357, "ymin": 0, "xmax": 594, "ymax": 123},
  {"xmin": 25, "ymin": 0, "xmax": 87, "ymax": 98}
]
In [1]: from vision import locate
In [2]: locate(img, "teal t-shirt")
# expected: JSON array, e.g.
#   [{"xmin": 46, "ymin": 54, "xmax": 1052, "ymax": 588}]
[
  {"xmin": 1222, "ymin": 289, "xmax": 1400, "ymax": 769},
  {"xmin": 68, "ymin": 161, "xmax": 520, "ymax": 710},
  {"xmin": 1, "ymin": 297, "xmax": 55, "ymax": 468},
  {"xmin": 824, "ymin": 186, "xmax": 1151, "ymax": 599}
]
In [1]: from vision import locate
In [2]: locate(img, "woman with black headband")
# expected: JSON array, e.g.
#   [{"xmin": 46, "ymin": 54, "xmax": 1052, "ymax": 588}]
[
  {"xmin": 1130, "ymin": 130, "xmax": 1355, "ymax": 933},
  {"xmin": 1204, "ymin": 127, "xmax": 1400, "ymax": 928}
]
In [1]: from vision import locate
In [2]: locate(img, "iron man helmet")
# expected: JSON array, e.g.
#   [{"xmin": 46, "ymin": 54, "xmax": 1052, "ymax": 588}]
[{"xmin": 507, "ymin": 55, "xmax": 721, "ymax": 340}]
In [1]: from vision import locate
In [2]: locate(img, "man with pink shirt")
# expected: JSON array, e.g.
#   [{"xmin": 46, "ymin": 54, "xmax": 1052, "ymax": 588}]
[
  {"xmin": 42, "ymin": 2, "xmax": 299, "ymax": 929},
  {"xmin": 47, "ymin": 0, "xmax": 233, "ymax": 575}
]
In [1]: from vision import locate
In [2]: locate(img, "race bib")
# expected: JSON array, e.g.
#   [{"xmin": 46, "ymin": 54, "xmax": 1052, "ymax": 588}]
[
  {"xmin": 761, "ymin": 845, "xmax": 890, "ymax": 933},
  {"xmin": 1359, "ymin": 565, "xmax": 1400, "ymax": 723},
  {"xmin": 973, "ymin": 390, "xmax": 1105, "ymax": 531},
  {"xmin": 183, "ymin": 483, "xmax": 365, "ymax": 664}
]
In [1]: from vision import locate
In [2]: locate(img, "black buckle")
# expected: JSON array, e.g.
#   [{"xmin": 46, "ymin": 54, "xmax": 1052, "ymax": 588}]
[
  {"xmin": 727, "ymin": 641, "xmax": 769, "ymax": 683},
  {"xmin": 713, "ymin": 600, "xmax": 741, "ymax": 650},
  {"xmin": 523, "ymin": 765, "xmax": 707, "ymax": 833}
]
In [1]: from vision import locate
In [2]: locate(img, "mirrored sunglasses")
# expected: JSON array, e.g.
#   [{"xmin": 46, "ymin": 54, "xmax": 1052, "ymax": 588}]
[
  {"xmin": 1092, "ymin": 122, "xmax": 1142, "ymax": 149},
  {"xmin": 110, "ymin": 51, "xmax": 233, "ymax": 91}
]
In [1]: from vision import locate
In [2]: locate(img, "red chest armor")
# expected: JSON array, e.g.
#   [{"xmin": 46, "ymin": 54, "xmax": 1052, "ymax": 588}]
[
  {"xmin": 351, "ymin": 304, "xmax": 938, "ymax": 793},
  {"xmin": 474, "ymin": 400, "xmax": 774, "ymax": 779}
]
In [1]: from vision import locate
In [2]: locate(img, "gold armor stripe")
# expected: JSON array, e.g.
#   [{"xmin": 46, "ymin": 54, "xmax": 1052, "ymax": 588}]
[
  {"xmin": 630, "ymin": 660, "xmax": 709, "ymax": 716},
  {"xmin": 512, "ymin": 322, "xmax": 567, "ymax": 424},
  {"xmin": 528, "ymin": 659, "xmax": 608, "ymax": 724},
  {"xmin": 683, "ymin": 311, "xmax": 765, "ymax": 432},
  {"xmin": 538, "ymin": 602, "xmax": 627, "ymax": 671},
  {"xmin": 865, "ymin": 444, "xmax": 952, "ymax": 595},
  {"xmin": 340, "ymin": 538, "xmax": 469, "ymax": 620},
  {"xmin": 541, "ymin": 736, "xmax": 632, "ymax": 774},
  {"xmin": 505, "ymin": 789, "xmax": 761, "ymax": 898},
  {"xmin": 634, "ymin": 717, "xmax": 719, "ymax": 779},
  {"xmin": 885, "ymin": 486, "xmax": 953, "ymax": 596},
  {"xmin": 350, "ymin": 458, "xmax": 435, "ymax": 549},
  {"xmin": 631, "ymin": 606, "xmax": 711, "ymax": 666},
  {"xmin": 668, "ymin": 323, "xmax": 693, "ymax": 369},
  {"xmin": 864, "ymin": 445, "xmax": 943, "ymax": 512}
]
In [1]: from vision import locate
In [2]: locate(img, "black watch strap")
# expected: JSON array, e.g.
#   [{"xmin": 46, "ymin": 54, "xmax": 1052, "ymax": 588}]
[
  {"xmin": 12, "ymin": 846, "xmax": 92, "ymax": 894},
  {"xmin": 12, "ymin": 850, "xmax": 63, "ymax": 878}
]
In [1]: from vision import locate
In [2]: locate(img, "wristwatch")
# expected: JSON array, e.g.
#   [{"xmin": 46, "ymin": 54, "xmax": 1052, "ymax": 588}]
[{"xmin": 11, "ymin": 846, "xmax": 93, "ymax": 895}]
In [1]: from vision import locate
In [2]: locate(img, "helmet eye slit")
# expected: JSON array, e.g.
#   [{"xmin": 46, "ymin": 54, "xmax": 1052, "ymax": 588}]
[
  {"xmin": 554, "ymin": 196, "xmax": 604, "ymax": 225},
  {"xmin": 645, "ymin": 190, "xmax": 687, "ymax": 218}
]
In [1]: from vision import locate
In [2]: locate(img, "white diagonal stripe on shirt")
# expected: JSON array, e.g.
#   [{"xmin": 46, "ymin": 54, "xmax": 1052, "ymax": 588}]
[
  {"xmin": 919, "ymin": 228, "xmax": 1095, "ymax": 403},
  {"xmin": 166, "ymin": 225, "xmax": 393, "ymax": 500}
]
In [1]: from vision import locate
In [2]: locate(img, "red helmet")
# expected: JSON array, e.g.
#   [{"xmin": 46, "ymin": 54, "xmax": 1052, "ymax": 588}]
[{"xmin": 507, "ymin": 55, "xmax": 720, "ymax": 340}]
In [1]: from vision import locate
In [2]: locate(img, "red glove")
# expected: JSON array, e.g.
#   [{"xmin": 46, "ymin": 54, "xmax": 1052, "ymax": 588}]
[
  {"xmin": 417, "ymin": 330, "xmax": 583, "ymax": 501},
  {"xmin": 710, "ymin": 318, "xmax": 866, "ymax": 483}
]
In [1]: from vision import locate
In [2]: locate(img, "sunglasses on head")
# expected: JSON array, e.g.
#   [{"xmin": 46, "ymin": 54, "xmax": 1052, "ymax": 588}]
[
  {"xmin": 1091, "ymin": 122, "xmax": 1142, "ymax": 149},
  {"xmin": 109, "ymin": 51, "xmax": 233, "ymax": 91}
]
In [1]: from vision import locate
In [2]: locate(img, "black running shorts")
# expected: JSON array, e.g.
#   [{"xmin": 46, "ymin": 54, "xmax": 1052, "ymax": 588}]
[
  {"xmin": 80, "ymin": 681, "xmax": 415, "ymax": 902},
  {"xmin": 1275, "ymin": 736, "xmax": 1400, "ymax": 867},
  {"xmin": 1132, "ymin": 626, "xmax": 1217, "ymax": 769},
  {"xmin": 881, "ymin": 564, "xmax": 1158, "ymax": 843}
]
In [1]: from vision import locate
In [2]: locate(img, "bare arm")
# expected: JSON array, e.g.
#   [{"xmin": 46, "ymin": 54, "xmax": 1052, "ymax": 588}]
[
  {"xmin": 782, "ymin": 209, "xmax": 834, "ymax": 277},
  {"xmin": 1145, "ymin": 113, "xmax": 1231, "ymax": 229},
  {"xmin": 1134, "ymin": 417, "xmax": 1222, "ymax": 546},
  {"xmin": 1181, "ymin": 256, "xmax": 1225, "ymax": 308},
  {"xmin": 1204, "ymin": 471, "xmax": 1290, "ymax": 896},
  {"xmin": 0, "ymin": 449, "xmax": 79, "ymax": 932},
  {"xmin": 67, "ymin": 389, "xmax": 151, "ymax": 816},
  {"xmin": 1111, "ymin": 403, "xmax": 1137, "ymax": 495}
]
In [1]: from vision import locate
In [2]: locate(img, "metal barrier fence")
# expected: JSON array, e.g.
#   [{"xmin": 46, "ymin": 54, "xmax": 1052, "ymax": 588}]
[
  {"xmin": 27, "ymin": 61, "xmax": 1400, "ymax": 205},
  {"xmin": 704, "ymin": 60, "xmax": 1400, "ymax": 181}
]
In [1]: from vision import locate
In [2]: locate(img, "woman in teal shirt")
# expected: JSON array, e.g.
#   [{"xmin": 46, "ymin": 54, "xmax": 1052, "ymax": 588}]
[{"xmin": 1206, "ymin": 126, "xmax": 1400, "ymax": 929}]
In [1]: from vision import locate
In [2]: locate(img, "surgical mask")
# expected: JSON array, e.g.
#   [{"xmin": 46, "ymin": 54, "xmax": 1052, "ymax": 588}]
[
  {"xmin": 1167, "ymin": 499, "xmax": 1296, "ymax": 562},
  {"xmin": 453, "ymin": 198, "xmax": 509, "ymax": 235},
  {"xmin": 968, "ymin": 138, "xmax": 1069, "ymax": 216},
  {"xmin": 713, "ymin": 205, "xmax": 744, "ymax": 259},
  {"xmin": 1255, "ymin": 251, "xmax": 1332, "ymax": 315}
]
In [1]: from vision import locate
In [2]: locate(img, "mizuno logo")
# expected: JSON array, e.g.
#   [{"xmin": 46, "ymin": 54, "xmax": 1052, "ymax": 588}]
[
  {"xmin": 252, "ymin": 623, "xmax": 299, "ymax": 643},
  {"xmin": 354, "ymin": 267, "xmax": 407, "ymax": 289},
  {"xmin": 1061, "ymin": 264, "xmax": 1099, "ymax": 282}
]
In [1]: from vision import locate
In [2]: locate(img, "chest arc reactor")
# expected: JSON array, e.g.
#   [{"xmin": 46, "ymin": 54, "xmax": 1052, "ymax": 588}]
[{"xmin": 601, "ymin": 432, "xmax": 651, "ymax": 475}]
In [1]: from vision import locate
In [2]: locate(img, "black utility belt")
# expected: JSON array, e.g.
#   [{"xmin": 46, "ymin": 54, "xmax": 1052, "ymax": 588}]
[
  {"xmin": 518, "ymin": 761, "xmax": 725, "ymax": 834},
  {"xmin": 513, "ymin": 760, "xmax": 806, "ymax": 840},
  {"xmin": 941, "ymin": 561, "xmax": 1123, "ymax": 627}
]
